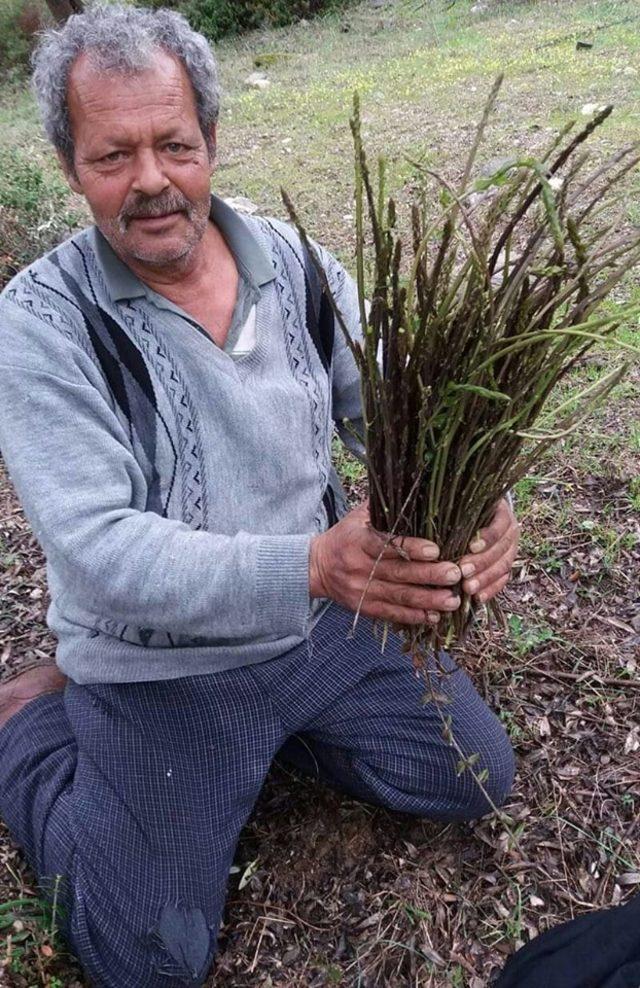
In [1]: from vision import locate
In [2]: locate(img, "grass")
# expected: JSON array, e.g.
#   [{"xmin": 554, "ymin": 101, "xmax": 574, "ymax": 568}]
[{"xmin": 0, "ymin": 1, "xmax": 639, "ymax": 986}]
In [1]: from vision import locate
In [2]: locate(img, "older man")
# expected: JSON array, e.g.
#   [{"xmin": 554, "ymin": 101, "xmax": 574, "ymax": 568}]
[{"xmin": 0, "ymin": 6, "xmax": 519, "ymax": 986}]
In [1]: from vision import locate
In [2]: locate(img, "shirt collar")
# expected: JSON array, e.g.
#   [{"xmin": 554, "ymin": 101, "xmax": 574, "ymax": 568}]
[{"xmin": 91, "ymin": 193, "xmax": 275, "ymax": 303}]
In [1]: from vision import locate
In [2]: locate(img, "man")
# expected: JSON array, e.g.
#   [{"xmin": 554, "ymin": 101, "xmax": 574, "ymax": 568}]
[{"xmin": 0, "ymin": 6, "xmax": 519, "ymax": 986}]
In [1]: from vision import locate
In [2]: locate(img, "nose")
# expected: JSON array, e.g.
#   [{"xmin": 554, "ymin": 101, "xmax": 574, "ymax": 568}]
[{"xmin": 131, "ymin": 148, "xmax": 170, "ymax": 197}]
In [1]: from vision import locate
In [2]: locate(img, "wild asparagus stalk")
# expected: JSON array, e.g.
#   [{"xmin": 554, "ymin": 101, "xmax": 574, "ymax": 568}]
[{"xmin": 284, "ymin": 78, "xmax": 640, "ymax": 663}]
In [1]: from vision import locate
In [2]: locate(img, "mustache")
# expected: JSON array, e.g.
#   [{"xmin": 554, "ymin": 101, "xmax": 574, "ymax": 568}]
[{"xmin": 118, "ymin": 191, "xmax": 194, "ymax": 228}]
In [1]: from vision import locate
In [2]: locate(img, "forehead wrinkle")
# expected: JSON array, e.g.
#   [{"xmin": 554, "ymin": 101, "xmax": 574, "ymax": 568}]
[{"xmin": 68, "ymin": 50, "xmax": 199, "ymax": 137}]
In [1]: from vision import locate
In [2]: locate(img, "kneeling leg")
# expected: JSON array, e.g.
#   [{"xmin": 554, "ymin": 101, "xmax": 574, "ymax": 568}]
[{"xmin": 0, "ymin": 670, "xmax": 282, "ymax": 987}]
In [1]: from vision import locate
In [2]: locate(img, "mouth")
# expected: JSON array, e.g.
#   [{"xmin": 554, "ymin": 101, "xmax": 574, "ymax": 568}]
[{"xmin": 128, "ymin": 211, "xmax": 184, "ymax": 230}]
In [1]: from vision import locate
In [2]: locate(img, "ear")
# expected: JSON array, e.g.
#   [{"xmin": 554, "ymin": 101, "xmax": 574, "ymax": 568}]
[
  {"xmin": 56, "ymin": 150, "xmax": 82, "ymax": 195},
  {"xmin": 207, "ymin": 123, "xmax": 217, "ymax": 174}
]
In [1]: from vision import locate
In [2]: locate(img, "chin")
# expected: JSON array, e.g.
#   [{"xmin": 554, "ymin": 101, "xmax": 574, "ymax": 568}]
[
  {"xmin": 98, "ymin": 212, "xmax": 209, "ymax": 270},
  {"xmin": 126, "ymin": 240, "xmax": 193, "ymax": 266}
]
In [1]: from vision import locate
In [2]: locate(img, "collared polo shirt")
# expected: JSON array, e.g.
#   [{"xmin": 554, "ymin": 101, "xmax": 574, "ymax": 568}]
[{"xmin": 93, "ymin": 194, "xmax": 273, "ymax": 358}]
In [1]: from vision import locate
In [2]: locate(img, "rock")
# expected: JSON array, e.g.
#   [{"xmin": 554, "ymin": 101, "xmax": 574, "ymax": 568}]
[
  {"xmin": 223, "ymin": 196, "xmax": 259, "ymax": 215},
  {"xmin": 623, "ymin": 65, "xmax": 638, "ymax": 76},
  {"xmin": 576, "ymin": 40, "xmax": 593, "ymax": 50},
  {"xmin": 299, "ymin": 17, "xmax": 309, "ymax": 27},
  {"xmin": 581, "ymin": 102, "xmax": 607, "ymax": 115},
  {"xmin": 244, "ymin": 72, "xmax": 270, "ymax": 90},
  {"xmin": 470, "ymin": 2, "xmax": 489, "ymax": 13}
]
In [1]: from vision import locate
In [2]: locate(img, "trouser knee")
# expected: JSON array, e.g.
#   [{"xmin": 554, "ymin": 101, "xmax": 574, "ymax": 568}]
[
  {"xmin": 67, "ymin": 875, "xmax": 216, "ymax": 988},
  {"xmin": 453, "ymin": 724, "xmax": 516, "ymax": 820}
]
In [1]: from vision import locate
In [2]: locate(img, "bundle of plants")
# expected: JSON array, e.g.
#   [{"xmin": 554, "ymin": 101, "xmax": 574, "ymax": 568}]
[{"xmin": 283, "ymin": 76, "xmax": 640, "ymax": 667}]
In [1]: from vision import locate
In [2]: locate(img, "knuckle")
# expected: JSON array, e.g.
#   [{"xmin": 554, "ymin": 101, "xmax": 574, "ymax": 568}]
[
  {"xmin": 346, "ymin": 575, "xmax": 361, "ymax": 596},
  {"xmin": 393, "ymin": 586, "xmax": 408, "ymax": 606},
  {"xmin": 391, "ymin": 561, "xmax": 405, "ymax": 582}
]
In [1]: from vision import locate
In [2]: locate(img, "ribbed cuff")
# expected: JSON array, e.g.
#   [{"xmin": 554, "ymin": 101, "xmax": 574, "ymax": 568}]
[{"xmin": 255, "ymin": 534, "xmax": 313, "ymax": 637}]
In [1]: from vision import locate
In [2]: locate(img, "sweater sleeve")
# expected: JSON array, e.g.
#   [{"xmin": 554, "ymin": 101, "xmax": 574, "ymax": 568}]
[{"xmin": 0, "ymin": 302, "xmax": 312, "ymax": 642}]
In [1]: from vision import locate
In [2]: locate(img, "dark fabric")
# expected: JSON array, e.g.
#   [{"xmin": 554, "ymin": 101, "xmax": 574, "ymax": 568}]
[
  {"xmin": 0, "ymin": 603, "xmax": 513, "ymax": 988},
  {"xmin": 495, "ymin": 893, "xmax": 640, "ymax": 988},
  {"xmin": 302, "ymin": 240, "xmax": 335, "ymax": 373}
]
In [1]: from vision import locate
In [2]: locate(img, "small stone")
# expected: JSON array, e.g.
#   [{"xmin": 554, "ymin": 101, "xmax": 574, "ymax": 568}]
[
  {"xmin": 223, "ymin": 196, "xmax": 259, "ymax": 215},
  {"xmin": 581, "ymin": 102, "xmax": 607, "ymax": 115},
  {"xmin": 576, "ymin": 40, "xmax": 593, "ymax": 50},
  {"xmin": 244, "ymin": 72, "xmax": 270, "ymax": 90},
  {"xmin": 623, "ymin": 65, "xmax": 638, "ymax": 76}
]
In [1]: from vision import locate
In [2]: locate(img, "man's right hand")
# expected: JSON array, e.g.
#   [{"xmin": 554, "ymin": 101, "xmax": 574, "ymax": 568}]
[{"xmin": 309, "ymin": 504, "xmax": 462, "ymax": 626}]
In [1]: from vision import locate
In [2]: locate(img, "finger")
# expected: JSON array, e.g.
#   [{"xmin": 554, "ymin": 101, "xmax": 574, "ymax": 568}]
[
  {"xmin": 366, "ymin": 581, "xmax": 461, "ymax": 613},
  {"xmin": 475, "ymin": 572, "xmax": 511, "ymax": 604},
  {"xmin": 391, "ymin": 612, "xmax": 440, "ymax": 633},
  {"xmin": 362, "ymin": 527, "xmax": 440, "ymax": 562},
  {"xmin": 374, "ymin": 558, "xmax": 461, "ymax": 587},
  {"xmin": 360, "ymin": 602, "xmax": 432, "ymax": 626},
  {"xmin": 468, "ymin": 498, "xmax": 513, "ymax": 553},
  {"xmin": 459, "ymin": 519, "xmax": 519, "ymax": 581},
  {"xmin": 463, "ymin": 543, "xmax": 516, "ymax": 596}
]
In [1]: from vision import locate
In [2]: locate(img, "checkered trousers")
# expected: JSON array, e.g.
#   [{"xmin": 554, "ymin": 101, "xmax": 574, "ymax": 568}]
[{"xmin": 0, "ymin": 603, "xmax": 513, "ymax": 987}]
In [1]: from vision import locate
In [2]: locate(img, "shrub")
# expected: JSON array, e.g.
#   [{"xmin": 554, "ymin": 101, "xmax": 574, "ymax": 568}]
[
  {"xmin": 140, "ymin": 0, "xmax": 349, "ymax": 41},
  {"xmin": 0, "ymin": 148, "xmax": 81, "ymax": 287},
  {"xmin": 0, "ymin": 0, "xmax": 46, "ymax": 74}
]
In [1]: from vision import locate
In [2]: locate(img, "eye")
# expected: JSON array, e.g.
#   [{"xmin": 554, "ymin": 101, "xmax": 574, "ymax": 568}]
[
  {"xmin": 165, "ymin": 142, "xmax": 188, "ymax": 154},
  {"xmin": 101, "ymin": 150, "xmax": 126, "ymax": 163}
]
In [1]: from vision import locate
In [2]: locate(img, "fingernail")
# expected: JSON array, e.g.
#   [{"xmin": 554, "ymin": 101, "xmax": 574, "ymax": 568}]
[
  {"xmin": 467, "ymin": 578, "xmax": 480, "ymax": 594},
  {"xmin": 460, "ymin": 563, "xmax": 475, "ymax": 578},
  {"xmin": 446, "ymin": 567, "xmax": 460, "ymax": 582},
  {"xmin": 470, "ymin": 539, "xmax": 486, "ymax": 553},
  {"xmin": 477, "ymin": 591, "xmax": 487, "ymax": 603},
  {"xmin": 447, "ymin": 595, "xmax": 461, "ymax": 607},
  {"xmin": 427, "ymin": 611, "xmax": 440, "ymax": 624},
  {"xmin": 423, "ymin": 546, "xmax": 440, "ymax": 559}
]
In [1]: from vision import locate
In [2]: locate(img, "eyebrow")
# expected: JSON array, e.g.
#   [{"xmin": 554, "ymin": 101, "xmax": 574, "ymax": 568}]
[{"xmin": 87, "ymin": 125, "xmax": 201, "ymax": 153}]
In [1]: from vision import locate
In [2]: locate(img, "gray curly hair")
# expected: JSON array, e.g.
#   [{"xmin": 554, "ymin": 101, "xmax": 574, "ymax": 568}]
[{"xmin": 32, "ymin": 4, "xmax": 220, "ymax": 168}]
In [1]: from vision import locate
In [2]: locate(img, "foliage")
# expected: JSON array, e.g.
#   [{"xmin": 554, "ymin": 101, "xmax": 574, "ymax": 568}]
[
  {"xmin": 0, "ymin": 0, "xmax": 45, "ymax": 74},
  {"xmin": 0, "ymin": 147, "xmax": 80, "ymax": 287},
  {"xmin": 285, "ymin": 78, "xmax": 640, "ymax": 659},
  {"xmin": 139, "ymin": 0, "xmax": 350, "ymax": 41}
]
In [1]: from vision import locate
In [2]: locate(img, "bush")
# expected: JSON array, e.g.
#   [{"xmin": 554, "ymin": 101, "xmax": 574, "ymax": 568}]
[
  {"xmin": 0, "ymin": 148, "xmax": 81, "ymax": 287},
  {"xmin": 0, "ymin": 0, "xmax": 46, "ymax": 74},
  {"xmin": 142, "ymin": 0, "xmax": 349, "ymax": 41}
]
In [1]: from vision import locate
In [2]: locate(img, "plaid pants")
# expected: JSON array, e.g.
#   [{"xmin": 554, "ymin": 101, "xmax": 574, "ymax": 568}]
[{"xmin": 0, "ymin": 603, "xmax": 514, "ymax": 987}]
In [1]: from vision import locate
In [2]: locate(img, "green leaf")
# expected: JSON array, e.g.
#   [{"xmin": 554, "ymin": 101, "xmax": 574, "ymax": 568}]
[
  {"xmin": 473, "ymin": 159, "xmax": 520, "ymax": 191},
  {"xmin": 448, "ymin": 383, "xmax": 511, "ymax": 402}
]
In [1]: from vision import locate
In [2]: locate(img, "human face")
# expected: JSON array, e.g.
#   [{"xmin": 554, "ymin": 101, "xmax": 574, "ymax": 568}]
[{"xmin": 63, "ymin": 50, "xmax": 216, "ymax": 273}]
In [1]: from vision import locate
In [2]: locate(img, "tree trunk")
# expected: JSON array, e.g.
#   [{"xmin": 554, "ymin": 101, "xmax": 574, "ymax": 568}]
[{"xmin": 44, "ymin": 0, "xmax": 84, "ymax": 23}]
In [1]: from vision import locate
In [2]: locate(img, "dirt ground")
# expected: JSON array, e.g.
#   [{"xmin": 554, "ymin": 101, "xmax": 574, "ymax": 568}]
[{"xmin": 1, "ymin": 0, "xmax": 639, "ymax": 985}]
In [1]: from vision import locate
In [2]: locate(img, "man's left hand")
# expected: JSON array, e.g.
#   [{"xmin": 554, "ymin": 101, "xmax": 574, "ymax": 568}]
[{"xmin": 458, "ymin": 498, "xmax": 520, "ymax": 604}]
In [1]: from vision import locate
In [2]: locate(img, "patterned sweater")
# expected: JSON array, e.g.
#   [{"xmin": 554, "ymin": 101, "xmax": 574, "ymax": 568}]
[{"xmin": 0, "ymin": 199, "xmax": 365, "ymax": 684}]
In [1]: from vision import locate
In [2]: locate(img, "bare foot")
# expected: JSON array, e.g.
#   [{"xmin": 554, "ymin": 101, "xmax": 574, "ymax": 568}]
[{"xmin": 0, "ymin": 665, "xmax": 68, "ymax": 730}]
